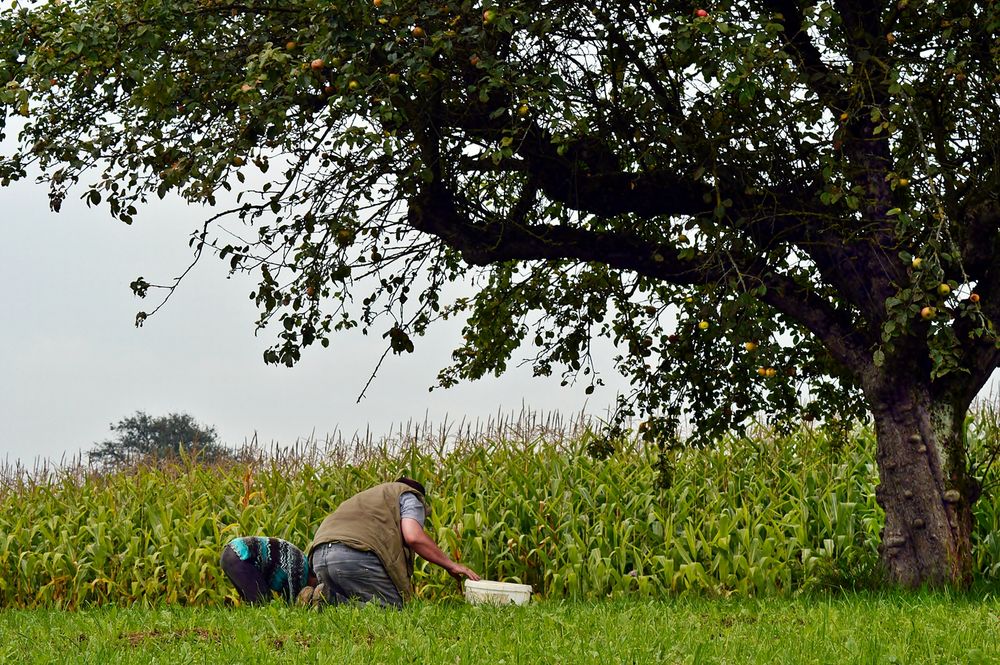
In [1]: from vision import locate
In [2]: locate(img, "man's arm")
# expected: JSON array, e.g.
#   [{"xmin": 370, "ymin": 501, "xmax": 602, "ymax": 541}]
[{"xmin": 400, "ymin": 518, "xmax": 481, "ymax": 583}]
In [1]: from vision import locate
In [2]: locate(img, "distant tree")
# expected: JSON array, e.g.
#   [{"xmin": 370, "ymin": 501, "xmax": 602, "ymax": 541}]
[{"xmin": 89, "ymin": 411, "xmax": 230, "ymax": 466}]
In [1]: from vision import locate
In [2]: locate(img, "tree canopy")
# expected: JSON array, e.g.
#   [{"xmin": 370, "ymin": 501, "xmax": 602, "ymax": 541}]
[
  {"xmin": 3, "ymin": 0, "xmax": 999, "ymax": 586},
  {"xmin": 89, "ymin": 411, "xmax": 227, "ymax": 467}
]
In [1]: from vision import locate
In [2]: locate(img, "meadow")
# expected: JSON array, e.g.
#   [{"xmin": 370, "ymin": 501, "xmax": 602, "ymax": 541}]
[
  {"xmin": 3, "ymin": 595, "xmax": 1000, "ymax": 663},
  {"xmin": 3, "ymin": 411, "xmax": 1000, "ymax": 662}
]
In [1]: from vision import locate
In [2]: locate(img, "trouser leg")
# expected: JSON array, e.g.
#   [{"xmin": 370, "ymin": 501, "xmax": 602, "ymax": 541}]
[
  {"xmin": 220, "ymin": 545, "xmax": 271, "ymax": 604},
  {"xmin": 310, "ymin": 546, "xmax": 350, "ymax": 606}
]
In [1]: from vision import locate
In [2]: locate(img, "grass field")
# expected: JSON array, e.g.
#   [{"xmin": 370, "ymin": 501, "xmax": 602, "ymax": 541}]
[
  {"xmin": 2, "ymin": 594, "xmax": 1000, "ymax": 664},
  {"xmin": 5, "ymin": 412, "xmax": 1000, "ymax": 662}
]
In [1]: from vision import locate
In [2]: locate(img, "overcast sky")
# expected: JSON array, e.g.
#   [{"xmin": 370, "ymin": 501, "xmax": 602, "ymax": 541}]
[{"xmin": 1, "ymin": 170, "xmax": 629, "ymax": 467}]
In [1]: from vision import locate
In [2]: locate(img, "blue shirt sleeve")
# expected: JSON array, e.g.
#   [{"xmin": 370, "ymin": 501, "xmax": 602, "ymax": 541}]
[{"xmin": 399, "ymin": 491, "xmax": 426, "ymax": 527}]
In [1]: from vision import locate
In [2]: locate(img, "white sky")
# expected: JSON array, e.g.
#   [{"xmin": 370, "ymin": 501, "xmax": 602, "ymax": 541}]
[{"xmin": 0, "ymin": 174, "xmax": 628, "ymax": 466}]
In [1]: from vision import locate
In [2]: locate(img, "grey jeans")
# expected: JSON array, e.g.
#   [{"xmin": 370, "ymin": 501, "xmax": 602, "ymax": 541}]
[{"xmin": 310, "ymin": 542, "xmax": 404, "ymax": 608}]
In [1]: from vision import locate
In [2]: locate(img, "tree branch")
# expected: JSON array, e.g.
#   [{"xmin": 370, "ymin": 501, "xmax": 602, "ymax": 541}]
[
  {"xmin": 757, "ymin": 270, "xmax": 871, "ymax": 370},
  {"xmin": 515, "ymin": 124, "xmax": 710, "ymax": 218},
  {"xmin": 763, "ymin": 0, "xmax": 853, "ymax": 112},
  {"xmin": 407, "ymin": 180, "xmax": 711, "ymax": 280},
  {"xmin": 832, "ymin": 0, "xmax": 886, "ymax": 59},
  {"xmin": 958, "ymin": 198, "xmax": 1000, "ymax": 286},
  {"xmin": 408, "ymin": 179, "xmax": 872, "ymax": 372}
]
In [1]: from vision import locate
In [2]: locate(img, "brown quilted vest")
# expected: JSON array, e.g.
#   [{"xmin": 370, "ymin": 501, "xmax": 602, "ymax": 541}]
[{"xmin": 307, "ymin": 482, "xmax": 427, "ymax": 599}]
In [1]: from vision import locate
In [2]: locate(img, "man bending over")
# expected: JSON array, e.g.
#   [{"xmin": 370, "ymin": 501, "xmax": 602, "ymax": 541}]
[{"xmin": 307, "ymin": 477, "xmax": 479, "ymax": 608}]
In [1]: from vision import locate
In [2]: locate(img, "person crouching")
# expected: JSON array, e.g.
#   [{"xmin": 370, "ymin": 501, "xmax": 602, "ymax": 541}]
[
  {"xmin": 220, "ymin": 536, "xmax": 318, "ymax": 605},
  {"xmin": 307, "ymin": 477, "xmax": 479, "ymax": 608}
]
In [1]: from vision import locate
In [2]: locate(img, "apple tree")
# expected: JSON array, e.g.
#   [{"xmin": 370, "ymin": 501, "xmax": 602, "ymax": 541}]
[{"xmin": 2, "ymin": 0, "xmax": 999, "ymax": 587}]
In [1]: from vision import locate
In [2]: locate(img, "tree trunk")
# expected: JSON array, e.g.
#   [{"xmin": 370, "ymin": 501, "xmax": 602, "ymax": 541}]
[{"xmin": 871, "ymin": 384, "xmax": 977, "ymax": 587}]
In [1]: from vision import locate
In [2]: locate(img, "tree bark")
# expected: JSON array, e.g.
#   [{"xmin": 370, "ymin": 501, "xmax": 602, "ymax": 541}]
[{"xmin": 870, "ymin": 383, "xmax": 976, "ymax": 587}]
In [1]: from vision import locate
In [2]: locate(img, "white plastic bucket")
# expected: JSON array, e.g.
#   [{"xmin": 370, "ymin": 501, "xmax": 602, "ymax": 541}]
[{"xmin": 464, "ymin": 579, "xmax": 533, "ymax": 606}]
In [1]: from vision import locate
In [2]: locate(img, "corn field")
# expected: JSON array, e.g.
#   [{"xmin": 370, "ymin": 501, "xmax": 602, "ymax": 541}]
[{"xmin": 3, "ymin": 410, "xmax": 1000, "ymax": 608}]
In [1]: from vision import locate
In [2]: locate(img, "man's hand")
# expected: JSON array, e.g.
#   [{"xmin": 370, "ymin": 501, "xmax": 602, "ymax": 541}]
[
  {"xmin": 448, "ymin": 563, "xmax": 481, "ymax": 584},
  {"xmin": 401, "ymin": 518, "xmax": 481, "ymax": 587}
]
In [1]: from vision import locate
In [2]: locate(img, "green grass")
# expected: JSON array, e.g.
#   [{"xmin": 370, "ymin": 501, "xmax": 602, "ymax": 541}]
[{"xmin": 3, "ymin": 595, "xmax": 1000, "ymax": 664}]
